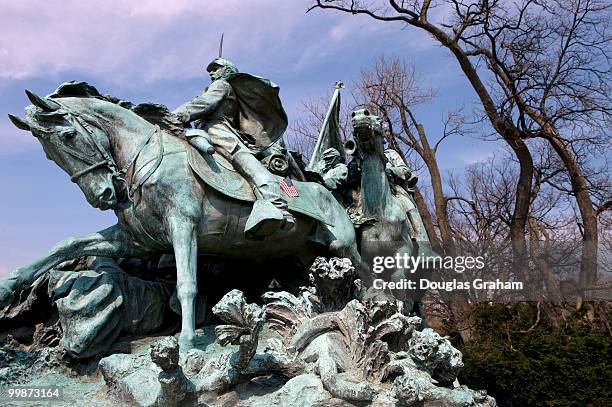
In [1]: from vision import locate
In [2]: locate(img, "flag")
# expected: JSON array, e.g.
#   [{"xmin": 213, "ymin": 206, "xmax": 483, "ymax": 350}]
[
  {"xmin": 280, "ymin": 176, "xmax": 299, "ymax": 197},
  {"xmin": 307, "ymin": 82, "xmax": 345, "ymax": 170}
]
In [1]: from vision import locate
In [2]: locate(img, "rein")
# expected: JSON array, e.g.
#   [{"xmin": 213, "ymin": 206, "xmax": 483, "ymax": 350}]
[{"xmin": 63, "ymin": 112, "xmax": 163, "ymax": 202}]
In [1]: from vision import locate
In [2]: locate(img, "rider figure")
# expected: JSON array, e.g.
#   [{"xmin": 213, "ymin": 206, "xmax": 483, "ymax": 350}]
[
  {"xmin": 383, "ymin": 146, "xmax": 428, "ymax": 242},
  {"xmin": 384, "ymin": 147, "xmax": 418, "ymax": 195},
  {"xmin": 318, "ymin": 147, "xmax": 348, "ymax": 191},
  {"xmin": 172, "ymin": 58, "xmax": 295, "ymax": 237}
]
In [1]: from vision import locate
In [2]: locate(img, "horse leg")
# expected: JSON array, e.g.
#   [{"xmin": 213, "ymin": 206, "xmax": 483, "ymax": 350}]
[
  {"xmin": 170, "ymin": 220, "xmax": 198, "ymax": 351},
  {"xmin": 0, "ymin": 223, "xmax": 135, "ymax": 309},
  {"xmin": 387, "ymin": 240, "xmax": 431, "ymax": 328},
  {"xmin": 325, "ymin": 218, "xmax": 373, "ymax": 287}
]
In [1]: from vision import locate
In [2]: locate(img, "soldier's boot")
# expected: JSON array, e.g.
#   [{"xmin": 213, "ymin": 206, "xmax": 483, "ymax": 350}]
[
  {"xmin": 232, "ymin": 150, "xmax": 295, "ymax": 239},
  {"xmin": 188, "ymin": 136, "xmax": 215, "ymax": 155},
  {"xmin": 185, "ymin": 130, "xmax": 215, "ymax": 155}
]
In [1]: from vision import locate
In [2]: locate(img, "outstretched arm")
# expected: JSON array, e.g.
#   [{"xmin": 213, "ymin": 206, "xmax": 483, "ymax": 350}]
[{"xmin": 172, "ymin": 80, "xmax": 230, "ymax": 123}]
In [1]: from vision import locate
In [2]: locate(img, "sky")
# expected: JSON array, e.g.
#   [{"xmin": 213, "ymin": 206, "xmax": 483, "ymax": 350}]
[{"xmin": 0, "ymin": 0, "xmax": 502, "ymax": 277}]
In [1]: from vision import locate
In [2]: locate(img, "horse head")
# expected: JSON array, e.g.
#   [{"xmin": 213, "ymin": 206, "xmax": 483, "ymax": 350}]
[
  {"xmin": 9, "ymin": 91, "xmax": 128, "ymax": 211},
  {"xmin": 350, "ymin": 107, "xmax": 385, "ymax": 158}
]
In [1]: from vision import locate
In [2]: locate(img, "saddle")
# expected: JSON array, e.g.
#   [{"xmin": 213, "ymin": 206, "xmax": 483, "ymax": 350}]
[{"xmin": 185, "ymin": 141, "xmax": 334, "ymax": 227}]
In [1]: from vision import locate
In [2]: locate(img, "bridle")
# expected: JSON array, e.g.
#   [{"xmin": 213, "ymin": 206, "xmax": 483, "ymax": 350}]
[
  {"xmin": 51, "ymin": 108, "xmax": 161, "ymax": 203},
  {"xmin": 66, "ymin": 115, "xmax": 122, "ymax": 183}
]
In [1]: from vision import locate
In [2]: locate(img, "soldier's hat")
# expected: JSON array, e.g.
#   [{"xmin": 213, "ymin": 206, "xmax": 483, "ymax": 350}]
[
  {"xmin": 322, "ymin": 147, "xmax": 341, "ymax": 160},
  {"xmin": 206, "ymin": 58, "xmax": 238, "ymax": 73}
]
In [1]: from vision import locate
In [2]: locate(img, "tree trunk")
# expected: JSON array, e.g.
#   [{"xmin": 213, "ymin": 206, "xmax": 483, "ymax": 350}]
[
  {"xmin": 422, "ymin": 25, "xmax": 533, "ymax": 277},
  {"xmin": 418, "ymin": 130, "xmax": 456, "ymax": 256},
  {"xmin": 412, "ymin": 187, "xmax": 442, "ymax": 253},
  {"xmin": 505, "ymin": 132, "xmax": 533, "ymax": 282},
  {"xmin": 528, "ymin": 219, "xmax": 563, "ymax": 305},
  {"xmin": 544, "ymin": 134, "xmax": 599, "ymax": 289}
]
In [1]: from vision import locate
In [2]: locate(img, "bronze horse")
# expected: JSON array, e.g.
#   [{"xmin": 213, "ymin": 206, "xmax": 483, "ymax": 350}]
[
  {"xmin": 2, "ymin": 86, "xmax": 362, "ymax": 350},
  {"xmin": 349, "ymin": 108, "xmax": 435, "ymax": 322}
]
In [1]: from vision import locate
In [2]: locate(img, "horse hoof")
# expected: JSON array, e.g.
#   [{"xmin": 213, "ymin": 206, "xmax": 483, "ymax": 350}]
[{"xmin": 178, "ymin": 334, "xmax": 196, "ymax": 351}]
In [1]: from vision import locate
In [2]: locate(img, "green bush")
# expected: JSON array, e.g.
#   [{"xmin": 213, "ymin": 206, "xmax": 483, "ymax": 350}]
[{"xmin": 457, "ymin": 303, "xmax": 612, "ymax": 407}]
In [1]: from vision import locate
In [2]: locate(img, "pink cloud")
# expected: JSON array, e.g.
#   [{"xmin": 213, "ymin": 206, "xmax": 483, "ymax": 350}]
[
  {"xmin": 0, "ymin": 2, "xmax": 281, "ymax": 81},
  {"xmin": 0, "ymin": 1, "xmax": 434, "ymax": 85},
  {"xmin": 0, "ymin": 1, "xmax": 297, "ymax": 82}
]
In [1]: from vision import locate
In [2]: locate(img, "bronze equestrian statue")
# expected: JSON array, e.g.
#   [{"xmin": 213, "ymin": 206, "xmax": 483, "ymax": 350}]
[
  {"xmin": 317, "ymin": 107, "xmax": 436, "ymax": 322},
  {"xmin": 2, "ymin": 80, "xmax": 363, "ymax": 350}
]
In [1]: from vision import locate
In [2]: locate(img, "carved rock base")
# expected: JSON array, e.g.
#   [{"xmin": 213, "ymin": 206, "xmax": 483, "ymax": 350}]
[{"xmin": 0, "ymin": 258, "xmax": 495, "ymax": 407}]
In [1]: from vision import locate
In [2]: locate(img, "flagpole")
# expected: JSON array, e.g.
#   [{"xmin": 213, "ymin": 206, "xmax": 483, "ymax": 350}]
[{"xmin": 308, "ymin": 81, "xmax": 344, "ymax": 169}]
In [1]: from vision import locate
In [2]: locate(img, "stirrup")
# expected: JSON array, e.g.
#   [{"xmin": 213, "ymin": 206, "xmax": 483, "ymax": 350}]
[{"xmin": 281, "ymin": 211, "xmax": 295, "ymax": 231}]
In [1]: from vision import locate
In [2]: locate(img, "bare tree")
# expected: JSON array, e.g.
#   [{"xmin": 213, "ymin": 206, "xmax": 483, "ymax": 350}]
[
  {"xmin": 309, "ymin": 0, "xmax": 612, "ymax": 288},
  {"xmin": 444, "ymin": 145, "xmax": 599, "ymax": 330}
]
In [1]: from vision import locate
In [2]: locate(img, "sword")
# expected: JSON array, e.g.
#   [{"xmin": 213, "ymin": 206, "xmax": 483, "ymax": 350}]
[{"xmin": 218, "ymin": 33, "xmax": 224, "ymax": 58}]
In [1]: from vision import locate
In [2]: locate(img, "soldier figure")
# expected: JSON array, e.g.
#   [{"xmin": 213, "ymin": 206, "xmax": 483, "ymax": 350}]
[
  {"xmin": 384, "ymin": 147, "xmax": 418, "ymax": 194},
  {"xmin": 173, "ymin": 58, "xmax": 295, "ymax": 237},
  {"xmin": 383, "ymin": 147, "xmax": 428, "ymax": 242},
  {"xmin": 317, "ymin": 148, "xmax": 348, "ymax": 190}
]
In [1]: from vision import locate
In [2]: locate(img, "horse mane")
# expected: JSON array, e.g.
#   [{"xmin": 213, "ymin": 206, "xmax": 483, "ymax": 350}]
[{"xmin": 48, "ymin": 81, "xmax": 185, "ymax": 137}]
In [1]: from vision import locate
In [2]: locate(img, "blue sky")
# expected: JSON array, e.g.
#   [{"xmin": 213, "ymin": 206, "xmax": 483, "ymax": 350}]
[{"xmin": 0, "ymin": 1, "xmax": 502, "ymax": 276}]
